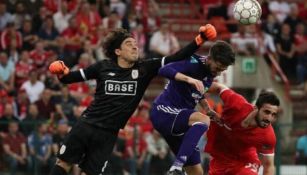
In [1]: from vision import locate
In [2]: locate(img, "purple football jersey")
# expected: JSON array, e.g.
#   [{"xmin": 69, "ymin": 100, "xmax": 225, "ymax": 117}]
[{"xmin": 154, "ymin": 54, "xmax": 214, "ymax": 109}]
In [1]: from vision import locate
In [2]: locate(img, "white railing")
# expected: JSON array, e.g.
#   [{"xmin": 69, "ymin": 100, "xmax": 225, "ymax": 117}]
[{"xmin": 259, "ymin": 165, "xmax": 307, "ymax": 175}]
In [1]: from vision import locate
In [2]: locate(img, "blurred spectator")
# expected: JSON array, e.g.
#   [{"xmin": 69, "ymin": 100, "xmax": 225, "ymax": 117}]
[
  {"xmin": 21, "ymin": 104, "xmax": 42, "ymax": 136},
  {"xmin": 0, "ymin": 2, "xmax": 13, "ymax": 31},
  {"xmin": 53, "ymin": 0, "xmax": 80, "ymax": 33},
  {"xmin": 102, "ymin": 10, "xmax": 122, "ymax": 30},
  {"xmin": 0, "ymin": 22, "xmax": 23, "ymax": 51},
  {"xmin": 131, "ymin": 24, "xmax": 146, "ymax": 59},
  {"xmin": 11, "ymin": 2, "xmax": 31, "ymax": 30},
  {"xmin": 20, "ymin": 70, "xmax": 45, "ymax": 103},
  {"xmin": 259, "ymin": 0, "xmax": 270, "ymax": 20},
  {"xmin": 145, "ymin": 130, "xmax": 170, "ymax": 175},
  {"xmin": 76, "ymin": 1, "xmax": 101, "ymax": 35},
  {"xmin": 0, "ymin": 89, "xmax": 11, "ymax": 117},
  {"xmin": 262, "ymin": 14, "xmax": 281, "ymax": 39},
  {"xmin": 23, "ymin": 0, "xmax": 43, "ymax": 16},
  {"xmin": 28, "ymin": 122, "xmax": 53, "ymax": 175},
  {"xmin": 29, "ymin": 41, "xmax": 54, "ymax": 72},
  {"xmin": 13, "ymin": 89, "xmax": 30, "ymax": 121},
  {"xmin": 79, "ymin": 86, "xmax": 95, "ymax": 108},
  {"xmin": 110, "ymin": 0, "xmax": 127, "ymax": 18},
  {"xmin": 90, "ymin": 25, "xmax": 108, "ymax": 60},
  {"xmin": 55, "ymin": 86, "xmax": 78, "ymax": 122},
  {"xmin": 68, "ymin": 53, "xmax": 93, "ymax": 101},
  {"xmin": 297, "ymin": 1, "xmax": 307, "ymax": 22},
  {"xmin": 268, "ymin": 0, "xmax": 290, "ymax": 24},
  {"xmin": 20, "ymin": 19, "xmax": 39, "ymax": 51},
  {"xmin": 276, "ymin": 23, "xmax": 296, "ymax": 81},
  {"xmin": 294, "ymin": 23, "xmax": 307, "ymax": 88},
  {"xmin": 129, "ymin": 101, "xmax": 153, "ymax": 134},
  {"xmin": 38, "ymin": 15, "xmax": 59, "ymax": 48},
  {"xmin": 283, "ymin": 3, "xmax": 302, "ymax": 36},
  {"xmin": 14, "ymin": 50, "xmax": 34, "ymax": 89},
  {"xmin": 0, "ymin": 52, "xmax": 15, "ymax": 92},
  {"xmin": 149, "ymin": 22, "xmax": 180, "ymax": 57},
  {"xmin": 258, "ymin": 24, "xmax": 278, "ymax": 64},
  {"xmin": 296, "ymin": 130, "xmax": 307, "ymax": 165},
  {"xmin": 230, "ymin": 25, "xmax": 259, "ymax": 56},
  {"xmin": 51, "ymin": 119, "xmax": 69, "ymax": 158},
  {"xmin": 3, "ymin": 121, "xmax": 30, "ymax": 175},
  {"xmin": 81, "ymin": 40, "xmax": 96, "ymax": 62},
  {"xmin": 32, "ymin": 6, "xmax": 51, "ymax": 33},
  {"xmin": 8, "ymin": 39, "xmax": 20, "ymax": 64},
  {"xmin": 0, "ymin": 103, "xmax": 19, "ymax": 134},
  {"xmin": 141, "ymin": 0, "xmax": 161, "ymax": 36},
  {"xmin": 105, "ymin": 132, "xmax": 126, "ymax": 175},
  {"xmin": 124, "ymin": 126, "xmax": 148, "ymax": 175},
  {"xmin": 35, "ymin": 88, "xmax": 56, "ymax": 120}
]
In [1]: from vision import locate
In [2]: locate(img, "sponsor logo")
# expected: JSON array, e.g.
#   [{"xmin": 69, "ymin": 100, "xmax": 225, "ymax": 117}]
[{"xmin": 105, "ymin": 80, "xmax": 137, "ymax": 95}]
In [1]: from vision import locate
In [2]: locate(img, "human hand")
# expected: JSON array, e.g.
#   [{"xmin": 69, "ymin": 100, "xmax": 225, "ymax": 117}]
[
  {"xmin": 195, "ymin": 24, "xmax": 217, "ymax": 45},
  {"xmin": 187, "ymin": 77, "xmax": 205, "ymax": 94},
  {"xmin": 49, "ymin": 61, "xmax": 70, "ymax": 75}
]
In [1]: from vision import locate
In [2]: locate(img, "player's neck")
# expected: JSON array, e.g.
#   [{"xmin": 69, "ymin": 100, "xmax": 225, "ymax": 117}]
[
  {"xmin": 241, "ymin": 109, "xmax": 258, "ymax": 128},
  {"xmin": 117, "ymin": 59, "xmax": 135, "ymax": 68}
]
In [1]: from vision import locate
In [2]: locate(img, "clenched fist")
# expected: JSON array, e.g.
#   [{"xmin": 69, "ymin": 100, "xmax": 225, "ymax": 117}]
[
  {"xmin": 49, "ymin": 61, "xmax": 70, "ymax": 75},
  {"xmin": 195, "ymin": 24, "xmax": 217, "ymax": 46}
]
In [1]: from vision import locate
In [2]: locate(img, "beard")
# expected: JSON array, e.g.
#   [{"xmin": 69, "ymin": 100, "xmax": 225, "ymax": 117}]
[
  {"xmin": 255, "ymin": 114, "xmax": 270, "ymax": 128},
  {"xmin": 202, "ymin": 64, "xmax": 214, "ymax": 77}
]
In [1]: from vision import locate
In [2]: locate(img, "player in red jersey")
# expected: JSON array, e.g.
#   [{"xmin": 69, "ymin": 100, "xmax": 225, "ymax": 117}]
[{"xmin": 205, "ymin": 82, "xmax": 280, "ymax": 175}]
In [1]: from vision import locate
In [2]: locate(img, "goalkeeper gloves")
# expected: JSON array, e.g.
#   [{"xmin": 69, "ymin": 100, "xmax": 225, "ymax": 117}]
[
  {"xmin": 49, "ymin": 61, "xmax": 70, "ymax": 75},
  {"xmin": 195, "ymin": 24, "xmax": 217, "ymax": 46}
]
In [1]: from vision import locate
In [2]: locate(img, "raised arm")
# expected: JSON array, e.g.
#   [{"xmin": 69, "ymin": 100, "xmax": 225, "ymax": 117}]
[{"xmin": 163, "ymin": 24, "xmax": 216, "ymax": 65}]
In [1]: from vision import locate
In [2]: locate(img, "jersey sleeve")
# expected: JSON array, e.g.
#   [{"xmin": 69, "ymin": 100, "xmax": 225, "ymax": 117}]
[
  {"xmin": 158, "ymin": 59, "xmax": 197, "ymax": 79},
  {"xmin": 258, "ymin": 129, "xmax": 276, "ymax": 156},
  {"xmin": 142, "ymin": 40, "xmax": 200, "ymax": 76},
  {"xmin": 220, "ymin": 89, "xmax": 249, "ymax": 110},
  {"xmin": 59, "ymin": 61, "xmax": 101, "ymax": 84}
]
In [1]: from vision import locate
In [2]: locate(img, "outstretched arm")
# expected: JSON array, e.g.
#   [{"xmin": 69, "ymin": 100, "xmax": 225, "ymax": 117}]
[{"xmin": 48, "ymin": 61, "xmax": 100, "ymax": 84}]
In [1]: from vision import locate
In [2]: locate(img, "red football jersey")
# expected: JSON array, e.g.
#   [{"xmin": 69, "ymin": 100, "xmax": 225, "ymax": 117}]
[{"xmin": 205, "ymin": 89, "xmax": 276, "ymax": 165}]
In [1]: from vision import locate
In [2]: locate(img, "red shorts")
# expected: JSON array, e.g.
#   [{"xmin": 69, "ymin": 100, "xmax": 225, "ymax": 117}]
[{"xmin": 209, "ymin": 158, "xmax": 259, "ymax": 175}]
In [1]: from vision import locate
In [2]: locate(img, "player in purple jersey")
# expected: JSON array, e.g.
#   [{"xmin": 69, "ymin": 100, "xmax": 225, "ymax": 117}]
[{"xmin": 150, "ymin": 41, "xmax": 236, "ymax": 175}]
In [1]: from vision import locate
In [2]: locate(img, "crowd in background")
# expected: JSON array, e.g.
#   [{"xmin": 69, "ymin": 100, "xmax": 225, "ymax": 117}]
[{"xmin": 0, "ymin": 0, "xmax": 307, "ymax": 174}]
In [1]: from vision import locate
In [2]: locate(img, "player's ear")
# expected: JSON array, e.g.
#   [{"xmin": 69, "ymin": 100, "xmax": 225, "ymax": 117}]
[{"xmin": 115, "ymin": 48, "xmax": 121, "ymax": 56}]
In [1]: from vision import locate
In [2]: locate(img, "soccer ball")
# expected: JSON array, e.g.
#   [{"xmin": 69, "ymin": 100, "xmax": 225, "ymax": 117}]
[{"xmin": 233, "ymin": 0, "xmax": 262, "ymax": 25}]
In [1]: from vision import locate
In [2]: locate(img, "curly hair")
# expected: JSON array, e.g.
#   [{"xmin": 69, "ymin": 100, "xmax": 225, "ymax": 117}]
[
  {"xmin": 103, "ymin": 28, "xmax": 133, "ymax": 61},
  {"xmin": 209, "ymin": 40, "xmax": 236, "ymax": 66}
]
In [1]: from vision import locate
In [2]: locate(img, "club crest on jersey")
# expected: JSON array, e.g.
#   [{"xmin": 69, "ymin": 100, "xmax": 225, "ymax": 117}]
[
  {"xmin": 131, "ymin": 69, "xmax": 139, "ymax": 79},
  {"xmin": 105, "ymin": 80, "xmax": 137, "ymax": 95}
]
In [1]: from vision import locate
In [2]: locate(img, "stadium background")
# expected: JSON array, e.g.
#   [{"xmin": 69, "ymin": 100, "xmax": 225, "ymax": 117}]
[{"xmin": 0, "ymin": 0, "xmax": 306, "ymax": 174}]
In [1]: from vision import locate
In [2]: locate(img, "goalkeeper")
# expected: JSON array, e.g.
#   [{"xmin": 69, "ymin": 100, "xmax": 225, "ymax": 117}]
[{"xmin": 49, "ymin": 25, "xmax": 217, "ymax": 175}]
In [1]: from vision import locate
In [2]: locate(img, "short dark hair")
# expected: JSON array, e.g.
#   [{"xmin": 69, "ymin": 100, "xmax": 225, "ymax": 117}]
[
  {"xmin": 103, "ymin": 28, "xmax": 133, "ymax": 61},
  {"xmin": 255, "ymin": 90, "xmax": 280, "ymax": 109},
  {"xmin": 209, "ymin": 40, "xmax": 236, "ymax": 66}
]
